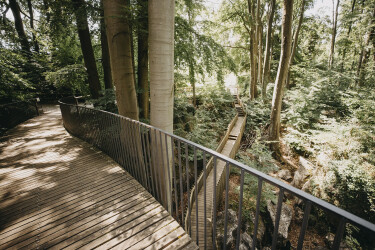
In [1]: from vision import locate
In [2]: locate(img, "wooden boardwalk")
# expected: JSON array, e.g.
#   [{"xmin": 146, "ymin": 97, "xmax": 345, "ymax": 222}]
[
  {"xmin": 190, "ymin": 96, "xmax": 246, "ymax": 249},
  {"xmin": 0, "ymin": 106, "xmax": 197, "ymax": 250}
]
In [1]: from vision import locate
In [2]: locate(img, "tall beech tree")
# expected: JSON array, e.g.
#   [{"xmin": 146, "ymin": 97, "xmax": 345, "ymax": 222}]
[
  {"xmin": 248, "ymin": 0, "xmax": 258, "ymax": 100},
  {"xmin": 269, "ymin": 0, "xmax": 294, "ymax": 154},
  {"xmin": 103, "ymin": 0, "xmax": 138, "ymax": 119},
  {"xmin": 26, "ymin": 0, "xmax": 39, "ymax": 52},
  {"xmin": 72, "ymin": 0, "xmax": 101, "ymax": 99},
  {"xmin": 286, "ymin": 0, "xmax": 306, "ymax": 88},
  {"xmin": 8, "ymin": 0, "xmax": 30, "ymax": 52},
  {"xmin": 100, "ymin": 1, "xmax": 112, "ymax": 89},
  {"xmin": 137, "ymin": 0, "xmax": 149, "ymax": 119},
  {"xmin": 149, "ymin": 0, "xmax": 175, "ymax": 210},
  {"xmin": 329, "ymin": 0, "xmax": 340, "ymax": 68},
  {"xmin": 262, "ymin": 0, "xmax": 276, "ymax": 101}
]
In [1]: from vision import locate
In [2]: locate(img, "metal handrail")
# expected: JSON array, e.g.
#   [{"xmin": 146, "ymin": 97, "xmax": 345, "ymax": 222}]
[{"xmin": 58, "ymin": 97, "xmax": 375, "ymax": 249}]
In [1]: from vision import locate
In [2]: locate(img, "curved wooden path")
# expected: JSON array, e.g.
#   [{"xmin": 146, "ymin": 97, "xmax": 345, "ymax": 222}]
[
  {"xmin": 0, "ymin": 106, "xmax": 197, "ymax": 250},
  {"xmin": 190, "ymin": 95, "xmax": 246, "ymax": 249}
]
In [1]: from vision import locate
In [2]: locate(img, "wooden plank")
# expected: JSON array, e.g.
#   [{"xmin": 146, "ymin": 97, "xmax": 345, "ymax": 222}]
[
  {"xmin": 128, "ymin": 221, "xmax": 183, "ymax": 250},
  {"xmin": 163, "ymin": 233, "xmax": 192, "ymax": 250},
  {"xmin": 1, "ymin": 189, "xmax": 152, "ymax": 248}
]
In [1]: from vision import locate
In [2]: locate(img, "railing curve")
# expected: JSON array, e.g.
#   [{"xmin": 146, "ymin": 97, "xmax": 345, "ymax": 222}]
[{"xmin": 58, "ymin": 97, "xmax": 375, "ymax": 250}]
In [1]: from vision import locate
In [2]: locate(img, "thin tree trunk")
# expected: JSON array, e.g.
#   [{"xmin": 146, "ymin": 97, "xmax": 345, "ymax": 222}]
[
  {"xmin": 126, "ymin": 0, "xmax": 137, "ymax": 89},
  {"xmin": 104, "ymin": 0, "xmax": 138, "ymax": 119},
  {"xmin": 137, "ymin": 0, "xmax": 149, "ymax": 119},
  {"xmin": 329, "ymin": 0, "xmax": 340, "ymax": 68},
  {"xmin": 9, "ymin": 0, "xmax": 30, "ymax": 52},
  {"xmin": 262, "ymin": 0, "xmax": 276, "ymax": 102},
  {"xmin": 269, "ymin": 0, "xmax": 294, "ymax": 155},
  {"xmin": 258, "ymin": 20, "xmax": 263, "ymax": 88},
  {"xmin": 72, "ymin": 0, "xmax": 102, "ymax": 99},
  {"xmin": 100, "ymin": 1, "xmax": 112, "ymax": 89},
  {"xmin": 358, "ymin": 5, "xmax": 375, "ymax": 87},
  {"xmin": 149, "ymin": 0, "xmax": 174, "ymax": 212},
  {"xmin": 286, "ymin": 0, "xmax": 305, "ymax": 88},
  {"xmin": 340, "ymin": 0, "xmax": 356, "ymax": 71},
  {"xmin": 26, "ymin": 0, "xmax": 39, "ymax": 52},
  {"xmin": 248, "ymin": 0, "xmax": 257, "ymax": 100}
]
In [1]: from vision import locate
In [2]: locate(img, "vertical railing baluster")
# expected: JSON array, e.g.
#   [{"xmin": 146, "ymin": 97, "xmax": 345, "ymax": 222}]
[
  {"xmin": 194, "ymin": 146, "xmax": 198, "ymax": 245},
  {"xmin": 271, "ymin": 188, "xmax": 285, "ymax": 249},
  {"xmin": 133, "ymin": 121, "xmax": 144, "ymax": 184},
  {"xmin": 297, "ymin": 201, "xmax": 311, "ymax": 250},
  {"xmin": 171, "ymin": 137, "xmax": 179, "ymax": 221},
  {"xmin": 223, "ymin": 162, "xmax": 230, "ymax": 250},
  {"xmin": 236, "ymin": 169, "xmax": 244, "ymax": 250},
  {"xmin": 165, "ymin": 134, "xmax": 173, "ymax": 214},
  {"xmin": 178, "ymin": 140, "xmax": 184, "ymax": 226},
  {"xmin": 185, "ymin": 142, "xmax": 191, "ymax": 235},
  {"xmin": 137, "ymin": 122, "xmax": 148, "ymax": 189},
  {"xmin": 332, "ymin": 218, "xmax": 346, "ymax": 249},
  {"xmin": 126, "ymin": 120, "xmax": 138, "ymax": 180},
  {"xmin": 159, "ymin": 131, "xmax": 167, "ymax": 208},
  {"xmin": 121, "ymin": 118, "xmax": 132, "ymax": 173},
  {"xmin": 145, "ymin": 128, "xmax": 156, "ymax": 198},
  {"xmin": 213, "ymin": 156, "xmax": 217, "ymax": 250},
  {"xmin": 252, "ymin": 177, "xmax": 263, "ymax": 250},
  {"xmin": 203, "ymin": 151, "xmax": 207, "ymax": 250},
  {"xmin": 139, "ymin": 125, "xmax": 149, "ymax": 191},
  {"xmin": 153, "ymin": 128, "xmax": 163, "ymax": 203}
]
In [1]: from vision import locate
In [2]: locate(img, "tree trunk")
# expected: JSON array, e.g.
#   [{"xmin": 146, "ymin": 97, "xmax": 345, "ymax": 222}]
[
  {"xmin": 262, "ymin": 0, "xmax": 276, "ymax": 102},
  {"xmin": 258, "ymin": 20, "xmax": 263, "ymax": 89},
  {"xmin": 125, "ymin": 0, "xmax": 137, "ymax": 89},
  {"xmin": 286, "ymin": 0, "xmax": 305, "ymax": 88},
  {"xmin": 104, "ymin": 0, "xmax": 138, "ymax": 119},
  {"xmin": 26, "ymin": 0, "xmax": 39, "ymax": 52},
  {"xmin": 248, "ymin": 0, "xmax": 258, "ymax": 100},
  {"xmin": 269, "ymin": 0, "xmax": 293, "ymax": 154},
  {"xmin": 137, "ymin": 0, "xmax": 149, "ymax": 119},
  {"xmin": 340, "ymin": 0, "xmax": 356, "ymax": 72},
  {"xmin": 9, "ymin": 0, "xmax": 30, "ymax": 52},
  {"xmin": 100, "ymin": 1, "xmax": 112, "ymax": 89},
  {"xmin": 149, "ymin": 0, "xmax": 174, "ymax": 211},
  {"xmin": 72, "ymin": 0, "xmax": 102, "ymax": 99},
  {"xmin": 329, "ymin": 0, "xmax": 340, "ymax": 68},
  {"xmin": 358, "ymin": 5, "xmax": 375, "ymax": 87}
]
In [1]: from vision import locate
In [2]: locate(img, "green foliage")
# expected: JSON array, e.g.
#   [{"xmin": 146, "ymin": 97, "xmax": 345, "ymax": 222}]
[
  {"xmin": 326, "ymin": 163, "xmax": 375, "ymax": 223},
  {"xmin": 90, "ymin": 89, "xmax": 118, "ymax": 113},
  {"xmin": 174, "ymin": 85, "xmax": 235, "ymax": 160},
  {"xmin": 45, "ymin": 64, "xmax": 89, "ymax": 95}
]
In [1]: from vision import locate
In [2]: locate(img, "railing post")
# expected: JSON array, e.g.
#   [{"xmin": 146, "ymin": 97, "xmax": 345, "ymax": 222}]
[{"xmin": 34, "ymin": 98, "xmax": 40, "ymax": 116}]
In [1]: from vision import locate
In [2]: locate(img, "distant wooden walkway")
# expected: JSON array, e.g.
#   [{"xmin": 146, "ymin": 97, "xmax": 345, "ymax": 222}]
[
  {"xmin": 0, "ymin": 106, "xmax": 197, "ymax": 250},
  {"xmin": 190, "ymin": 96, "xmax": 246, "ymax": 249}
]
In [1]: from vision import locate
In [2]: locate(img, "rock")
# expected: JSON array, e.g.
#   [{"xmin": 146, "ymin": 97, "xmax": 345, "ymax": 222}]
[
  {"xmin": 245, "ymin": 214, "xmax": 265, "ymax": 243},
  {"xmin": 239, "ymin": 243, "xmax": 248, "ymax": 250},
  {"xmin": 241, "ymin": 232, "xmax": 255, "ymax": 249},
  {"xmin": 291, "ymin": 157, "xmax": 314, "ymax": 188},
  {"xmin": 216, "ymin": 209, "xmax": 238, "ymax": 249},
  {"xmin": 294, "ymin": 206, "xmax": 304, "ymax": 224},
  {"xmin": 267, "ymin": 200, "xmax": 293, "ymax": 239},
  {"xmin": 277, "ymin": 169, "xmax": 292, "ymax": 181},
  {"xmin": 325, "ymin": 233, "xmax": 350, "ymax": 249}
]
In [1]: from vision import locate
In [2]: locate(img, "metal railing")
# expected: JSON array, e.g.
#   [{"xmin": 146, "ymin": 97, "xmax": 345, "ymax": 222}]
[{"xmin": 59, "ymin": 97, "xmax": 375, "ymax": 250}]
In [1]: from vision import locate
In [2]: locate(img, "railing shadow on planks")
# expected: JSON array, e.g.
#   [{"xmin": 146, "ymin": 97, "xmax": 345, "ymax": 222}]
[{"xmin": 59, "ymin": 97, "xmax": 375, "ymax": 250}]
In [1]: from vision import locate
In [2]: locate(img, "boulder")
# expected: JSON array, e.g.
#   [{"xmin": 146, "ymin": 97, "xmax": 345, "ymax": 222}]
[
  {"xmin": 245, "ymin": 214, "xmax": 265, "ymax": 243},
  {"xmin": 241, "ymin": 232, "xmax": 254, "ymax": 249},
  {"xmin": 277, "ymin": 169, "xmax": 292, "ymax": 182},
  {"xmin": 291, "ymin": 157, "xmax": 314, "ymax": 188},
  {"xmin": 216, "ymin": 209, "xmax": 238, "ymax": 249},
  {"xmin": 267, "ymin": 200, "xmax": 293, "ymax": 239}
]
